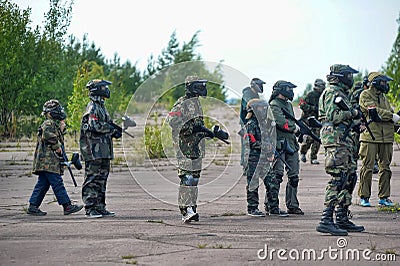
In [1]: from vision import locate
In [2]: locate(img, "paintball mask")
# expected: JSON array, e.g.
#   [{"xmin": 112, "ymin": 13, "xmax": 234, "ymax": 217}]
[
  {"xmin": 42, "ymin": 99, "xmax": 66, "ymax": 121},
  {"xmin": 330, "ymin": 64, "xmax": 358, "ymax": 88},
  {"xmin": 86, "ymin": 79, "xmax": 112, "ymax": 98},
  {"xmin": 369, "ymin": 73, "xmax": 393, "ymax": 94},
  {"xmin": 273, "ymin": 80, "xmax": 297, "ymax": 101},
  {"xmin": 251, "ymin": 78, "xmax": 266, "ymax": 93}
]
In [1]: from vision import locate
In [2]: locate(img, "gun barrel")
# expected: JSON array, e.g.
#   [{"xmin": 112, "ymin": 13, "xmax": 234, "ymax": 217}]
[{"xmin": 61, "ymin": 145, "xmax": 78, "ymax": 187}]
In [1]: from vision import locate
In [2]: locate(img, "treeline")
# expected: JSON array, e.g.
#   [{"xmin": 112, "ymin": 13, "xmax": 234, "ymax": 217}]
[{"xmin": 0, "ymin": 0, "xmax": 226, "ymax": 138}]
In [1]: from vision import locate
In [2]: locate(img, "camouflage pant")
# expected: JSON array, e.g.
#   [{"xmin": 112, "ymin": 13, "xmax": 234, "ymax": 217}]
[
  {"xmin": 323, "ymin": 145, "xmax": 355, "ymax": 208},
  {"xmin": 245, "ymin": 155, "xmax": 279, "ymax": 211},
  {"xmin": 177, "ymin": 158, "xmax": 202, "ymax": 215},
  {"xmin": 299, "ymin": 128, "xmax": 321, "ymax": 160},
  {"xmin": 82, "ymin": 159, "xmax": 110, "ymax": 210}
]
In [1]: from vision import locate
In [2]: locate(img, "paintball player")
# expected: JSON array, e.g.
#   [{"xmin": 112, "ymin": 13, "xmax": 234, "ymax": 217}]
[
  {"xmin": 358, "ymin": 72, "xmax": 398, "ymax": 207},
  {"xmin": 80, "ymin": 79, "xmax": 121, "ymax": 218},
  {"xmin": 242, "ymin": 99, "xmax": 275, "ymax": 217},
  {"xmin": 167, "ymin": 76, "xmax": 229, "ymax": 223},
  {"xmin": 299, "ymin": 79, "xmax": 326, "ymax": 164},
  {"xmin": 316, "ymin": 64, "xmax": 365, "ymax": 236},
  {"xmin": 350, "ymin": 77, "xmax": 379, "ymax": 175},
  {"xmin": 239, "ymin": 78, "xmax": 265, "ymax": 167},
  {"xmin": 28, "ymin": 99, "xmax": 83, "ymax": 216},
  {"xmin": 268, "ymin": 80, "xmax": 303, "ymax": 216}
]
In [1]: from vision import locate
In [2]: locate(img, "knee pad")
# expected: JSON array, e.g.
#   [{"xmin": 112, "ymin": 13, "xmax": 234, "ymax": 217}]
[
  {"xmin": 181, "ymin": 174, "xmax": 199, "ymax": 186},
  {"xmin": 288, "ymin": 175, "xmax": 299, "ymax": 188}
]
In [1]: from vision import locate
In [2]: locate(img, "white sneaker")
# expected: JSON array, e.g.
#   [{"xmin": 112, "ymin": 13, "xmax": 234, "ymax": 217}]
[{"xmin": 182, "ymin": 207, "xmax": 199, "ymax": 223}]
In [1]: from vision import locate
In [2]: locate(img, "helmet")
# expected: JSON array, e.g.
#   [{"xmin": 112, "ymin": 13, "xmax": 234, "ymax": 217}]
[
  {"xmin": 314, "ymin": 79, "xmax": 326, "ymax": 92},
  {"xmin": 329, "ymin": 64, "xmax": 358, "ymax": 88},
  {"xmin": 368, "ymin": 72, "xmax": 393, "ymax": 93},
  {"xmin": 250, "ymin": 78, "xmax": 266, "ymax": 93},
  {"xmin": 86, "ymin": 79, "xmax": 112, "ymax": 98},
  {"xmin": 245, "ymin": 99, "xmax": 269, "ymax": 120},
  {"xmin": 362, "ymin": 75, "xmax": 369, "ymax": 88},
  {"xmin": 42, "ymin": 99, "xmax": 66, "ymax": 120},
  {"xmin": 185, "ymin": 76, "xmax": 207, "ymax": 97},
  {"xmin": 272, "ymin": 80, "xmax": 297, "ymax": 101}
]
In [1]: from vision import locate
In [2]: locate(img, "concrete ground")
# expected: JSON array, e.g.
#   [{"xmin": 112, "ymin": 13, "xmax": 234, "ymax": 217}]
[{"xmin": 0, "ymin": 109, "xmax": 399, "ymax": 265}]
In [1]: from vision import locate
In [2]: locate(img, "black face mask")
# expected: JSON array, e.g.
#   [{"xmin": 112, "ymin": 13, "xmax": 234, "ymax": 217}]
[
  {"xmin": 186, "ymin": 82, "xmax": 207, "ymax": 97},
  {"xmin": 89, "ymin": 86, "xmax": 111, "ymax": 98},
  {"xmin": 373, "ymin": 78, "xmax": 390, "ymax": 93},
  {"xmin": 50, "ymin": 106, "xmax": 66, "ymax": 121}
]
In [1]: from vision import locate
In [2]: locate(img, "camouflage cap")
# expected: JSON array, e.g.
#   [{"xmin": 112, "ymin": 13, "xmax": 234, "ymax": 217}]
[
  {"xmin": 314, "ymin": 79, "xmax": 326, "ymax": 88},
  {"xmin": 185, "ymin": 75, "xmax": 200, "ymax": 85},
  {"xmin": 43, "ymin": 99, "xmax": 61, "ymax": 112},
  {"xmin": 367, "ymin": 72, "xmax": 393, "ymax": 82},
  {"xmin": 86, "ymin": 79, "xmax": 112, "ymax": 89},
  {"xmin": 330, "ymin": 64, "xmax": 358, "ymax": 74}
]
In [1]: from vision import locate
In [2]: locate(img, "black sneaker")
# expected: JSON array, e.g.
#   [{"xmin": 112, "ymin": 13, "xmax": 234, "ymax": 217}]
[
  {"xmin": 269, "ymin": 208, "xmax": 289, "ymax": 217},
  {"xmin": 300, "ymin": 154, "xmax": 307, "ymax": 163},
  {"xmin": 85, "ymin": 209, "xmax": 103, "ymax": 218},
  {"xmin": 27, "ymin": 205, "xmax": 47, "ymax": 216},
  {"xmin": 97, "ymin": 208, "xmax": 116, "ymax": 217},
  {"xmin": 64, "ymin": 204, "xmax": 83, "ymax": 215},
  {"xmin": 288, "ymin": 207, "xmax": 304, "ymax": 215},
  {"xmin": 247, "ymin": 209, "xmax": 266, "ymax": 217}
]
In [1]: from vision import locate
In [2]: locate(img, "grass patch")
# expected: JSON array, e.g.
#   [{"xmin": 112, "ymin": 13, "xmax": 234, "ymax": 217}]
[
  {"xmin": 122, "ymin": 255, "xmax": 136, "ymax": 259},
  {"xmin": 385, "ymin": 249, "xmax": 397, "ymax": 255},
  {"xmin": 377, "ymin": 203, "xmax": 400, "ymax": 213},
  {"xmin": 212, "ymin": 244, "xmax": 232, "ymax": 249},
  {"xmin": 198, "ymin": 244, "xmax": 207, "ymax": 249}
]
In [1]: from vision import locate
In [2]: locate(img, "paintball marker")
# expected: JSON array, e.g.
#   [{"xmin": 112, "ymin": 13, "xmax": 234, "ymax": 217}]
[
  {"xmin": 60, "ymin": 145, "xmax": 82, "ymax": 187},
  {"xmin": 273, "ymin": 139, "xmax": 294, "ymax": 171},
  {"xmin": 110, "ymin": 116, "xmax": 136, "ymax": 139},
  {"xmin": 281, "ymin": 108, "xmax": 321, "ymax": 143},
  {"xmin": 334, "ymin": 97, "xmax": 381, "ymax": 140},
  {"xmin": 212, "ymin": 125, "xmax": 230, "ymax": 144}
]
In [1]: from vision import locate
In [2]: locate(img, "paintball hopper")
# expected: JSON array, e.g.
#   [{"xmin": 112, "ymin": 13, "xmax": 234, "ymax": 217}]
[
  {"xmin": 368, "ymin": 107, "xmax": 382, "ymax": 122},
  {"xmin": 334, "ymin": 96, "xmax": 350, "ymax": 111},
  {"xmin": 122, "ymin": 115, "xmax": 136, "ymax": 130},
  {"xmin": 70, "ymin": 152, "xmax": 82, "ymax": 170}
]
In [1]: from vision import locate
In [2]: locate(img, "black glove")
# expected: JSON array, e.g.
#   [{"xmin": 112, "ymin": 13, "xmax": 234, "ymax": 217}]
[
  {"xmin": 212, "ymin": 125, "xmax": 229, "ymax": 140},
  {"xmin": 193, "ymin": 124, "xmax": 214, "ymax": 138}
]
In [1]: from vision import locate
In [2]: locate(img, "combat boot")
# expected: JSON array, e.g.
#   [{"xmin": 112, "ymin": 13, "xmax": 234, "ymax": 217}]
[
  {"xmin": 335, "ymin": 207, "xmax": 364, "ymax": 232},
  {"xmin": 27, "ymin": 204, "xmax": 47, "ymax": 216},
  {"xmin": 316, "ymin": 207, "xmax": 348, "ymax": 236}
]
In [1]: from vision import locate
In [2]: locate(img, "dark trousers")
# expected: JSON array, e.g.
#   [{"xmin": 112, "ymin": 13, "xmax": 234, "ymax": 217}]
[{"xmin": 29, "ymin": 171, "xmax": 70, "ymax": 206}]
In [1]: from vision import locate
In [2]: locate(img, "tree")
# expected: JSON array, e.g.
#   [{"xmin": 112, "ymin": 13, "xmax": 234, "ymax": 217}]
[
  {"xmin": 67, "ymin": 61, "xmax": 105, "ymax": 134},
  {"xmin": 383, "ymin": 13, "xmax": 400, "ymax": 109}
]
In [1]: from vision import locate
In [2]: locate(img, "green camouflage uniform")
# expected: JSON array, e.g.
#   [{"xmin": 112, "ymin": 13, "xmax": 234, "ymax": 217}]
[
  {"xmin": 269, "ymin": 97, "xmax": 301, "ymax": 210},
  {"xmin": 299, "ymin": 89, "xmax": 322, "ymax": 161},
  {"xmin": 80, "ymin": 95, "xmax": 114, "ymax": 211},
  {"xmin": 319, "ymin": 82, "xmax": 357, "ymax": 208},
  {"xmin": 33, "ymin": 119, "xmax": 65, "ymax": 175},
  {"xmin": 167, "ymin": 95, "xmax": 207, "ymax": 215},
  {"xmin": 243, "ymin": 107, "xmax": 275, "ymax": 212}
]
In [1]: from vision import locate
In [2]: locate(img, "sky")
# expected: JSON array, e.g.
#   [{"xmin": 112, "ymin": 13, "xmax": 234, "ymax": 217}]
[{"xmin": 13, "ymin": 0, "xmax": 400, "ymax": 99}]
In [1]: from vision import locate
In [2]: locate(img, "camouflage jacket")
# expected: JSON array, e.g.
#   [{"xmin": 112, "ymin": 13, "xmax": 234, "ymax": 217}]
[
  {"xmin": 32, "ymin": 118, "xmax": 64, "ymax": 175},
  {"xmin": 239, "ymin": 87, "xmax": 259, "ymax": 125},
  {"xmin": 318, "ymin": 83, "xmax": 354, "ymax": 146},
  {"xmin": 167, "ymin": 95, "xmax": 206, "ymax": 159},
  {"xmin": 243, "ymin": 117, "xmax": 274, "ymax": 161},
  {"xmin": 359, "ymin": 87, "xmax": 394, "ymax": 143},
  {"xmin": 269, "ymin": 98, "xmax": 299, "ymax": 152},
  {"xmin": 300, "ymin": 89, "xmax": 321, "ymax": 119},
  {"xmin": 80, "ymin": 96, "xmax": 114, "ymax": 161}
]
